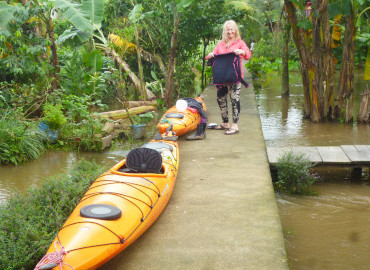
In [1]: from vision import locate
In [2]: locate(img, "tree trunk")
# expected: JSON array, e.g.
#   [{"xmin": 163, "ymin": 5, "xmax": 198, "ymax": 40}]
[
  {"xmin": 46, "ymin": 18, "xmax": 59, "ymax": 91},
  {"xmin": 201, "ymin": 37, "xmax": 209, "ymax": 90},
  {"xmin": 284, "ymin": 0, "xmax": 334, "ymax": 122},
  {"xmin": 284, "ymin": 1, "xmax": 311, "ymax": 117},
  {"xmin": 106, "ymin": 47, "xmax": 156, "ymax": 100},
  {"xmin": 134, "ymin": 27, "xmax": 147, "ymax": 100},
  {"xmin": 335, "ymin": 14, "xmax": 356, "ymax": 123},
  {"xmin": 164, "ymin": 16, "xmax": 181, "ymax": 107},
  {"xmin": 281, "ymin": 11, "xmax": 290, "ymax": 96}
]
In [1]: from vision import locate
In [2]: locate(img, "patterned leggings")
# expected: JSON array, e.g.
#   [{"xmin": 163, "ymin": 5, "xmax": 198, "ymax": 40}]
[{"xmin": 216, "ymin": 83, "xmax": 241, "ymax": 124}]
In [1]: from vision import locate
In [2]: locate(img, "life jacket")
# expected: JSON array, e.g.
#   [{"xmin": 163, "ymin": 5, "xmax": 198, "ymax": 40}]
[{"xmin": 208, "ymin": 52, "xmax": 249, "ymax": 88}]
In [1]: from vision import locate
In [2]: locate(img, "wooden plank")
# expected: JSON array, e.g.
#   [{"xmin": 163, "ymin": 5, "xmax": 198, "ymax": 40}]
[
  {"xmin": 291, "ymin": 147, "xmax": 323, "ymax": 163},
  {"xmin": 341, "ymin": 145, "xmax": 370, "ymax": 163},
  {"xmin": 316, "ymin": 146, "xmax": 351, "ymax": 164},
  {"xmin": 266, "ymin": 147, "xmax": 291, "ymax": 164}
]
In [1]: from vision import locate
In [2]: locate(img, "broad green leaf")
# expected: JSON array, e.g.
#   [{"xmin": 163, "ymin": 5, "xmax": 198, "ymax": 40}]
[
  {"xmin": 328, "ymin": 2, "xmax": 342, "ymax": 18},
  {"xmin": 151, "ymin": 71, "xmax": 158, "ymax": 80},
  {"xmin": 81, "ymin": 0, "xmax": 104, "ymax": 28},
  {"xmin": 83, "ymin": 50, "xmax": 103, "ymax": 73},
  {"xmin": 129, "ymin": 4, "xmax": 143, "ymax": 23},
  {"xmin": 342, "ymin": 0, "xmax": 352, "ymax": 16},
  {"xmin": 57, "ymin": 28, "xmax": 91, "ymax": 45},
  {"xmin": 0, "ymin": 2, "xmax": 24, "ymax": 37},
  {"xmin": 53, "ymin": 0, "xmax": 93, "ymax": 34}
]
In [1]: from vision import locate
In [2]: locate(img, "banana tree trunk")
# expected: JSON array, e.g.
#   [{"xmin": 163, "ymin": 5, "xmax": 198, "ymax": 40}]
[
  {"xmin": 284, "ymin": 1, "xmax": 311, "ymax": 117},
  {"xmin": 106, "ymin": 47, "xmax": 156, "ymax": 100},
  {"xmin": 335, "ymin": 14, "xmax": 356, "ymax": 123}
]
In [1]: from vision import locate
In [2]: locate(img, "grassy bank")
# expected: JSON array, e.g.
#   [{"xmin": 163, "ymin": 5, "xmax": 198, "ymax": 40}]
[{"xmin": 0, "ymin": 160, "xmax": 105, "ymax": 270}]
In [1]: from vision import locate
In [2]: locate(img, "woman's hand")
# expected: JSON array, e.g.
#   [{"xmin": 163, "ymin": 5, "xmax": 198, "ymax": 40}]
[
  {"xmin": 207, "ymin": 53, "xmax": 215, "ymax": 58},
  {"xmin": 233, "ymin": 49, "xmax": 245, "ymax": 56}
]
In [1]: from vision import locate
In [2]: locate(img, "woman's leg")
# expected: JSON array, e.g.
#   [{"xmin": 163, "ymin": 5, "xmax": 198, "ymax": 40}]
[
  {"xmin": 229, "ymin": 83, "xmax": 241, "ymax": 129},
  {"xmin": 216, "ymin": 85, "xmax": 230, "ymax": 125}
]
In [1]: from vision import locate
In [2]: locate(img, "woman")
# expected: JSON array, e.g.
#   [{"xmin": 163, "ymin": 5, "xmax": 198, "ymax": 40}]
[{"xmin": 206, "ymin": 20, "xmax": 251, "ymax": 135}]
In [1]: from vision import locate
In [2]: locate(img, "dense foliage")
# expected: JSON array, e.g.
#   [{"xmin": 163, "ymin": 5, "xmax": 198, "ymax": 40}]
[
  {"xmin": 0, "ymin": 160, "xmax": 105, "ymax": 270},
  {"xmin": 0, "ymin": 111, "xmax": 47, "ymax": 165}
]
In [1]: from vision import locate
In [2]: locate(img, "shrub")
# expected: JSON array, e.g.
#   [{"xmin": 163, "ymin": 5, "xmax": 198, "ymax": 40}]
[
  {"xmin": 0, "ymin": 111, "xmax": 46, "ymax": 165},
  {"xmin": 42, "ymin": 104, "xmax": 67, "ymax": 131},
  {"xmin": 0, "ymin": 160, "xmax": 105, "ymax": 270},
  {"xmin": 275, "ymin": 151, "xmax": 319, "ymax": 195}
]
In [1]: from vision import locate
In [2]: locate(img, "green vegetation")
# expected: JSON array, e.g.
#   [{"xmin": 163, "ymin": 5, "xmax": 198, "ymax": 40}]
[
  {"xmin": 0, "ymin": 0, "xmax": 368, "ymax": 164},
  {"xmin": 275, "ymin": 151, "xmax": 319, "ymax": 195},
  {"xmin": 0, "ymin": 111, "xmax": 47, "ymax": 165},
  {"xmin": 0, "ymin": 160, "xmax": 105, "ymax": 270}
]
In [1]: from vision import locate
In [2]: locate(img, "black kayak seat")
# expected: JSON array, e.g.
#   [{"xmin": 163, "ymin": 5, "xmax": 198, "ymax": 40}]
[
  {"xmin": 165, "ymin": 113, "xmax": 184, "ymax": 119},
  {"xmin": 80, "ymin": 204, "xmax": 122, "ymax": 220},
  {"xmin": 142, "ymin": 142, "xmax": 173, "ymax": 152},
  {"xmin": 126, "ymin": 147, "xmax": 163, "ymax": 173}
]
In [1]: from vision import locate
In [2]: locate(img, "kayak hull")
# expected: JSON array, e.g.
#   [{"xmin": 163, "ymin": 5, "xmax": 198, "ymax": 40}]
[
  {"xmin": 157, "ymin": 97, "xmax": 206, "ymax": 136},
  {"xmin": 42, "ymin": 138, "xmax": 179, "ymax": 270}
]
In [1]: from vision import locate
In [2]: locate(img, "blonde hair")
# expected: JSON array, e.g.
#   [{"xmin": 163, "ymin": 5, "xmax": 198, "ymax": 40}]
[{"xmin": 222, "ymin": 20, "xmax": 241, "ymax": 42}]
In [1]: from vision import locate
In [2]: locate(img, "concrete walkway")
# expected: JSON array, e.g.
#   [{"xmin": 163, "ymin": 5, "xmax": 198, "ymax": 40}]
[{"xmin": 102, "ymin": 74, "xmax": 289, "ymax": 270}]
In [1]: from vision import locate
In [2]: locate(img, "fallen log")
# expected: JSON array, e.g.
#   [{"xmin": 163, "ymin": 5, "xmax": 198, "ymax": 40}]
[
  {"xmin": 127, "ymin": 100, "xmax": 158, "ymax": 108},
  {"xmin": 98, "ymin": 106, "xmax": 157, "ymax": 120}
]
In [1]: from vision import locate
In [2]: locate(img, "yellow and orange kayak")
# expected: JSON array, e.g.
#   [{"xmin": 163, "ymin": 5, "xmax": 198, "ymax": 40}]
[
  {"xmin": 157, "ymin": 97, "xmax": 206, "ymax": 136},
  {"xmin": 35, "ymin": 135, "xmax": 179, "ymax": 270}
]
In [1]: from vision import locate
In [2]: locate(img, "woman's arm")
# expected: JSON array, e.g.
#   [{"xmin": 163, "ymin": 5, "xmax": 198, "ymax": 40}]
[
  {"xmin": 238, "ymin": 40, "xmax": 251, "ymax": 60},
  {"xmin": 206, "ymin": 41, "xmax": 222, "ymax": 59}
]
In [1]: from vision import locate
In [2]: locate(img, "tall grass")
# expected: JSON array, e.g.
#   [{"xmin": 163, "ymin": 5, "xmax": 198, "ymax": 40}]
[
  {"xmin": 0, "ymin": 111, "xmax": 46, "ymax": 165},
  {"xmin": 0, "ymin": 160, "xmax": 105, "ymax": 270}
]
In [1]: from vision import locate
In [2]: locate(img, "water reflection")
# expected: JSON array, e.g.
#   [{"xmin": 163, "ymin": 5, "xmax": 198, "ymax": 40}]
[
  {"xmin": 257, "ymin": 71, "xmax": 369, "ymax": 147},
  {"xmin": 0, "ymin": 150, "xmax": 127, "ymax": 202}
]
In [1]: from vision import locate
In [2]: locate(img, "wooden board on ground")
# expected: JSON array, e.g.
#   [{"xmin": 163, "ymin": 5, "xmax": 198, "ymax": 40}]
[
  {"xmin": 341, "ymin": 145, "xmax": 370, "ymax": 164},
  {"xmin": 316, "ymin": 146, "xmax": 351, "ymax": 164},
  {"xmin": 291, "ymin": 147, "xmax": 323, "ymax": 163}
]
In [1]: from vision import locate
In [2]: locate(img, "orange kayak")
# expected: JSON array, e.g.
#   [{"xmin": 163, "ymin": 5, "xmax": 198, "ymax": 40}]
[
  {"xmin": 35, "ymin": 135, "xmax": 179, "ymax": 270},
  {"xmin": 157, "ymin": 97, "xmax": 206, "ymax": 136}
]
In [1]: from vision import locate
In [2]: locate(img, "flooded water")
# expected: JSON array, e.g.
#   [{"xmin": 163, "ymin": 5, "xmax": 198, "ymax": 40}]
[
  {"xmin": 257, "ymin": 71, "xmax": 369, "ymax": 147},
  {"xmin": 258, "ymin": 71, "xmax": 370, "ymax": 269},
  {"xmin": 277, "ymin": 167, "xmax": 370, "ymax": 270},
  {"xmin": 0, "ymin": 150, "xmax": 126, "ymax": 202}
]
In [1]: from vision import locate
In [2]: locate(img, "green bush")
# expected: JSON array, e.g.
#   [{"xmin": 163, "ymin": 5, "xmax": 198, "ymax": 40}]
[
  {"xmin": 0, "ymin": 111, "xmax": 46, "ymax": 165},
  {"xmin": 0, "ymin": 160, "xmax": 105, "ymax": 270},
  {"xmin": 275, "ymin": 151, "xmax": 319, "ymax": 195},
  {"xmin": 42, "ymin": 104, "xmax": 67, "ymax": 130}
]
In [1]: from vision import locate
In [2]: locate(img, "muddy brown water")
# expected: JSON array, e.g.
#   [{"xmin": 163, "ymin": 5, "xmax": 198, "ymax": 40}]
[
  {"xmin": 0, "ymin": 71, "xmax": 369, "ymax": 269},
  {"xmin": 258, "ymin": 70, "xmax": 370, "ymax": 269}
]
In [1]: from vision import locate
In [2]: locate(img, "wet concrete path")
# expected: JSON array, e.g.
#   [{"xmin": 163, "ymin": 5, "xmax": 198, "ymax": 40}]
[{"xmin": 101, "ymin": 72, "xmax": 289, "ymax": 270}]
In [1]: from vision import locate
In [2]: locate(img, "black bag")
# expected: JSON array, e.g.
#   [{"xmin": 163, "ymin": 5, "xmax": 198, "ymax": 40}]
[{"xmin": 209, "ymin": 52, "xmax": 249, "ymax": 88}]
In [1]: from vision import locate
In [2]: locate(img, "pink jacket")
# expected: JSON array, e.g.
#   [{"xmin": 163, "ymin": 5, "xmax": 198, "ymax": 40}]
[{"xmin": 207, "ymin": 39, "xmax": 251, "ymax": 78}]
